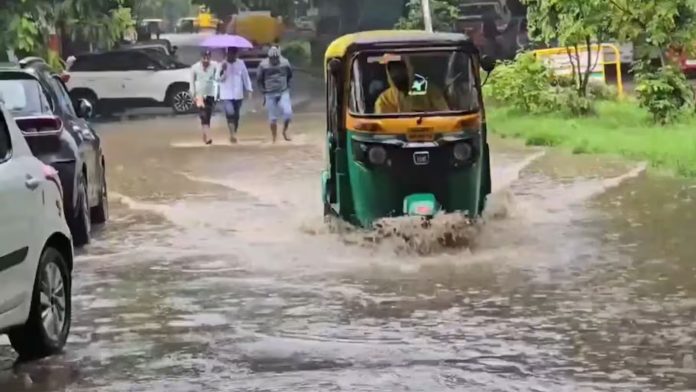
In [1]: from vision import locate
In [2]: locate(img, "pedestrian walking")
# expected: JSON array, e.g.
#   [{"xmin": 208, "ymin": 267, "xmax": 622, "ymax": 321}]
[
  {"xmin": 257, "ymin": 46, "xmax": 293, "ymax": 142},
  {"xmin": 191, "ymin": 50, "xmax": 219, "ymax": 144},
  {"xmin": 218, "ymin": 47, "xmax": 253, "ymax": 143}
]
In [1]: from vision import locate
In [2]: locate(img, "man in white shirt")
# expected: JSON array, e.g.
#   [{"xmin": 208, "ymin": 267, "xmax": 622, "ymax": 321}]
[{"xmin": 218, "ymin": 47, "xmax": 253, "ymax": 143}]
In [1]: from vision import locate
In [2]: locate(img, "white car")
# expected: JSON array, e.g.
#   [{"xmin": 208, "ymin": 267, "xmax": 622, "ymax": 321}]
[
  {"xmin": 0, "ymin": 103, "xmax": 73, "ymax": 359},
  {"xmin": 67, "ymin": 49, "xmax": 193, "ymax": 115}
]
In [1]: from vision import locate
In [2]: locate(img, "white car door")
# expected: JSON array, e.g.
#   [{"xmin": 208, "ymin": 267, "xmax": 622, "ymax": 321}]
[
  {"xmin": 0, "ymin": 108, "xmax": 43, "ymax": 324},
  {"xmin": 121, "ymin": 51, "xmax": 164, "ymax": 101},
  {"xmin": 69, "ymin": 53, "xmax": 128, "ymax": 100}
]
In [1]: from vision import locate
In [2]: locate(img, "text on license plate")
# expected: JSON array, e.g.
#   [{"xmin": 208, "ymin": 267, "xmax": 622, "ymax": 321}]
[{"xmin": 407, "ymin": 127, "xmax": 434, "ymax": 142}]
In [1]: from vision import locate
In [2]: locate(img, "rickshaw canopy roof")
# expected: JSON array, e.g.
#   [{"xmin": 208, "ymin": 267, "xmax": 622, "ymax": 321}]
[{"xmin": 325, "ymin": 30, "xmax": 475, "ymax": 60}]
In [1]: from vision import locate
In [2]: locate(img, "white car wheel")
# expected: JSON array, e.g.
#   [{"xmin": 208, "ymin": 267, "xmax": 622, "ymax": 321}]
[{"xmin": 172, "ymin": 91, "xmax": 193, "ymax": 114}]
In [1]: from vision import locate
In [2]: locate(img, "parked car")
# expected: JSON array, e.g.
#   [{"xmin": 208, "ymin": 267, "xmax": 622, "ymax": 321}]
[
  {"xmin": 0, "ymin": 58, "xmax": 108, "ymax": 246},
  {"xmin": 117, "ymin": 39, "xmax": 176, "ymax": 57},
  {"xmin": 0, "ymin": 100, "xmax": 73, "ymax": 359},
  {"xmin": 67, "ymin": 50, "xmax": 193, "ymax": 115}
]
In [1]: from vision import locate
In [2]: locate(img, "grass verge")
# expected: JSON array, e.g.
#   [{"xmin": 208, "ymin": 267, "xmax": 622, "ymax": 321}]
[{"xmin": 487, "ymin": 100, "xmax": 696, "ymax": 177}]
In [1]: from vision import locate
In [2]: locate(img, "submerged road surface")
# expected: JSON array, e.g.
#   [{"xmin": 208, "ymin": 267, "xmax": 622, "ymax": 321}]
[{"xmin": 1, "ymin": 103, "xmax": 696, "ymax": 391}]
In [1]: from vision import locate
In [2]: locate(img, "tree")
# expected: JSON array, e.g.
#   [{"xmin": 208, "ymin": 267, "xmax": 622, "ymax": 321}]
[
  {"xmin": 192, "ymin": 0, "xmax": 294, "ymax": 19},
  {"xmin": 56, "ymin": 0, "xmax": 135, "ymax": 51},
  {"xmin": 0, "ymin": 0, "xmax": 134, "ymax": 58},
  {"xmin": 523, "ymin": 0, "xmax": 613, "ymax": 98},
  {"xmin": 396, "ymin": 0, "xmax": 460, "ymax": 32},
  {"xmin": 0, "ymin": 0, "xmax": 51, "ymax": 55},
  {"xmin": 607, "ymin": 1, "xmax": 696, "ymax": 123},
  {"xmin": 608, "ymin": 0, "xmax": 696, "ymax": 65}
]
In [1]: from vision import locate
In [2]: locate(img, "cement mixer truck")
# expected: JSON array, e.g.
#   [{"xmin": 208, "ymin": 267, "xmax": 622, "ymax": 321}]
[{"xmin": 225, "ymin": 10, "xmax": 285, "ymax": 75}]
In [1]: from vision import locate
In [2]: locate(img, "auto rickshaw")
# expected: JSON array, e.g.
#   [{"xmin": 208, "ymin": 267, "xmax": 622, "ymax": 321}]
[{"xmin": 321, "ymin": 30, "xmax": 496, "ymax": 228}]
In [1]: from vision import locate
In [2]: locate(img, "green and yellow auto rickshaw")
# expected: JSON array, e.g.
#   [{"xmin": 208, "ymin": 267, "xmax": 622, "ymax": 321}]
[{"xmin": 321, "ymin": 30, "xmax": 496, "ymax": 228}]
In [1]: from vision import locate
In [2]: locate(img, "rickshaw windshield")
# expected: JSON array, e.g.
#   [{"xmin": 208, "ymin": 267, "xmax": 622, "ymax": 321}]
[{"xmin": 349, "ymin": 50, "xmax": 480, "ymax": 116}]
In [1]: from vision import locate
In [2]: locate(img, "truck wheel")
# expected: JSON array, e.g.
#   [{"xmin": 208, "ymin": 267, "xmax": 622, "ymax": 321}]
[
  {"xmin": 70, "ymin": 176, "xmax": 91, "ymax": 247},
  {"xmin": 9, "ymin": 247, "xmax": 71, "ymax": 360}
]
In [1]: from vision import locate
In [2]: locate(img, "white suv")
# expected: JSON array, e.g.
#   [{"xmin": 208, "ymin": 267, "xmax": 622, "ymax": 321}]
[
  {"xmin": 0, "ymin": 102, "xmax": 73, "ymax": 359},
  {"xmin": 67, "ymin": 49, "xmax": 193, "ymax": 115}
]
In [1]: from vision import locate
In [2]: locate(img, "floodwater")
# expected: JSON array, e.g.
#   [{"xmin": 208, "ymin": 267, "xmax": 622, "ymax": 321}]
[{"xmin": 1, "ymin": 99, "xmax": 696, "ymax": 391}]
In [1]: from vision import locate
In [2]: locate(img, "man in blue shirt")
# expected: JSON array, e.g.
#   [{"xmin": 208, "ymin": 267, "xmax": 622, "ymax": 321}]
[{"xmin": 219, "ymin": 47, "xmax": 253, "ymax": 143}]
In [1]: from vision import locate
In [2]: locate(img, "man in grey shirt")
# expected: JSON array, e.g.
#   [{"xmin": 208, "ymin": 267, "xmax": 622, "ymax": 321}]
[{"xmin": 257, "ymin": 46, "xmax": 293, "ymax": 142}]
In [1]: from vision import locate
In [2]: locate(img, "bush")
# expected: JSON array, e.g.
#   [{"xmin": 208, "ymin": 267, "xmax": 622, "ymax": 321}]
[
  {"xmin": 556, "ymin": 88, "xmax": 595, "ymax": 116},
  {"xmin": 282, "ymin": 40, "xmax": 310, "ymax": 67},
  {"xmin": 635, "ymin": 65, "xmax": 694, "ymax": 124},
  {"xmin": 588, "ymin": 82, "xmax": 618, "ymax": 101},
  {"xmin": 550, "ymin": 74, "xmax": 576, "ymax": 88},
  {"xmin": 485, "ymin": 52, "xmax": 557, "ymax": 113},
  {"xmin": 485, "ymin": 52, "xmax": 597, "ymax": 116}
]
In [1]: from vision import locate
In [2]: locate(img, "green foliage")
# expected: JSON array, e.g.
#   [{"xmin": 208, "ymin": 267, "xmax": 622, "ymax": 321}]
[
  {"xmin": 526, "ymin": 132, "xmax": 563, "ymax": 147},
  {"xmin": 489, "ymin": 101, "xmax": 696, "ymax": 177},
  {"xmin": 58, "ymin": 0, "xmax": 135, "ymax": 51},
  {"xmin": 609, "ymin": 0, "xmax": 696, "ymax": 63},
  {"xmin": 523, "ymin": 0, "xmax": 613, "ymax": 98},
  {"xmin": 524, "ymin": 0, "xmax": 612, "ymax": 45},
  {"xmin": 282, "ymin": 40, "xmax": 310, "ymax": 67},
  {"xmin": 485, "ymin": 52, "xmax": 557, "ymax": 113},
  {"xmin": 46, "ymin": 50, "xmax": 65, "ymax": 72},
  {"xmin": 588, "ymin": 82, "xmax": 618, "ymax": 101},
  {"xmin": 0, "ymin": 1, "xmax": 49, "ymax": 55},
  {"xmin": 0, "ymin": 0, "xmax": 134, "ymax": 56},
  {"xmin": 395, "ymin": 0, "xmax": 460, "ymax": 31},
  {"xmin": 486, "ymin": 52, "xmax": 600, "ymax": 116},
  {"xmin": 635, "ymin": 64, "xmax": 695, "ymax": 124},
  {"xmin": 558, "ymin": 88, "xmax": 595, "ymax": 116}
]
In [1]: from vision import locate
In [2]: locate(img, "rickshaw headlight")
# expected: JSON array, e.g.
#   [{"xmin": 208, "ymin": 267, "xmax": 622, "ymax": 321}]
[
  {"xmin": 453, "ymin": 142, "xmax": 473, "ymax": 162},
  {"xmin": 368, "ymin": 146, "xmax": 387, "ymax": 165}
]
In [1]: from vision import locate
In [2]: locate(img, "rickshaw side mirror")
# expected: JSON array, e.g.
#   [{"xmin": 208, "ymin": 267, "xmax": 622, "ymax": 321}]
[
  {"xmin": 480, "ymin": 55, "xmax": 496, "ymax": 73},
  {"xmin": 328, "ymin": 58, "xmax": 343, "ymax": 77}
]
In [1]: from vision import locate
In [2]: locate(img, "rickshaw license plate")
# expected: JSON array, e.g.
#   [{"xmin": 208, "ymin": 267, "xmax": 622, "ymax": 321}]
[
  {"xmin": 413, "ymin": 151, "xmax": 430, "ymax": 165},
  {"xmin": 407, "ymin": 127, "xmax": 434, "ymax": 142}
]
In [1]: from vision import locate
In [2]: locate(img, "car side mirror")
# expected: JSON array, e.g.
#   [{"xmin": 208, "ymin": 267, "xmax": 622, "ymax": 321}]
[
  {"xmin": 78, "ymin": 99, "xmax": 94, "ymax": 119},
  {"xmin": 480, "ymin": 55, "xmax": 496, "ymax": 73}
]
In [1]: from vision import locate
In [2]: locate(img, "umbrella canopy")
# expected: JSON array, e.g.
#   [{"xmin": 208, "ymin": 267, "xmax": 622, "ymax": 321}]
[{"xmin": 200, "ymin": 34, "xmax": 253, "ymax": 49}]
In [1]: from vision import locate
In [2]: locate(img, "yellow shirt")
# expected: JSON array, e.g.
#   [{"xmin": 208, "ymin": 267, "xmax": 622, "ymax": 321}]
[{"xmin": 375, "ymin": 87, "xmax": 449, "ymax": 114}]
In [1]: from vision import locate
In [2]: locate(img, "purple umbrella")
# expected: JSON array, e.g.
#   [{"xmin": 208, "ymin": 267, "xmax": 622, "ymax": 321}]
[{"xmin": 200, "ymin": 34, "xmax": 253, "ymax": 49}]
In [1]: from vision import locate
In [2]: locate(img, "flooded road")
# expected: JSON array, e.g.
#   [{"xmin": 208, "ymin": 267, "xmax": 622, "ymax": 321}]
[{"xmin": 1, "ymin": 102, "xmax": 696, "ymax": 391}]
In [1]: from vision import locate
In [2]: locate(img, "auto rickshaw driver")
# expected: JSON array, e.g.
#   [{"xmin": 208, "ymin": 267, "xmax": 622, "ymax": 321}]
[{"xmin": 374, "ymin": 57, "xmax": 449, "ymax": 114}]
